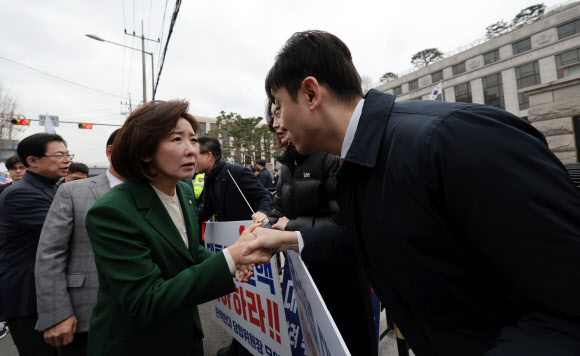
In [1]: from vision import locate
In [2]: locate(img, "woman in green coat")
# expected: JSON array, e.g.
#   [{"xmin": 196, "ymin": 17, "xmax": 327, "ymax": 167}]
[{"xmin": 85, "ymin": 100, "xmax": 269, "ymax": 356}]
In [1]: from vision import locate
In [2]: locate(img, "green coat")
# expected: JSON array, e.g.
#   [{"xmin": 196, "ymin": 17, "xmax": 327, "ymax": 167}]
[{"xmin": 85, "ymin": 180, "xmax": 235, "ymax": 356}]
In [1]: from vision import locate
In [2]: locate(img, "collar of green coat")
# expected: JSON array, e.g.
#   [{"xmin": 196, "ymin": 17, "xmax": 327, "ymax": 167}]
[{"xmin": 124, "ymin": 180, "xmax": 199, "ymax": 263}]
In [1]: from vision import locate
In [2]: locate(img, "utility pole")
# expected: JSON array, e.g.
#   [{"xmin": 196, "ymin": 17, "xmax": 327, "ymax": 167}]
[{"xmin": 124, "ymin": 21, "xmax": 160, "ymax": 104}]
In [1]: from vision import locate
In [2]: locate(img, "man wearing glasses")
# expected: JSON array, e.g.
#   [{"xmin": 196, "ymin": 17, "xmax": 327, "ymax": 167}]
[{"xmin": 0, "ymin": 133, "xmax": 71, "ymax": 356}]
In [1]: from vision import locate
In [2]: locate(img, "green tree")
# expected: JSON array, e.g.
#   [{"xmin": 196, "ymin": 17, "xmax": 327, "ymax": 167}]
[
  {"xmin": 410, "ymin": 48, "xmax": 443, "ymax": 68},
  {"xmin": 485, "ymin": 20, "xmax": 510, "ymax": 39},
  {"xmin": 511, "ymin": 4, "xmax": 545, "ymax": 28},
  {"xmin": 380, "ymin": 72, "xmax": 398, "ymax": 83}
]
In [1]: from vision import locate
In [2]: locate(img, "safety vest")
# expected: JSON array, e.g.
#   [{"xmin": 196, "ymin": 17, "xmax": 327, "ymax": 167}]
[{"xmin": 193, "ymin": 173, "xmax": 205, "ymax": 200}]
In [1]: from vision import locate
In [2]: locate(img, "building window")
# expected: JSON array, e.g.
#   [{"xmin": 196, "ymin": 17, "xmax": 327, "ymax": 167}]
[
  {"xmin": 411, "ymin": 96, "xmax": 422, "ymax": 100},
  {"xmin": 482, "ymin": 73, "xmax": 504, "ymax": 109},
  {"xmin": 454, "ymin": 82, "xmax": 472, "ymax": 103},
  {"xmin": 557, "ymin": 18, "xmax": 580, "ymax": 39},
  {"xmin": 409, "ymin": 79, "xmax": 419, "ymax": 91},
  {"xmin": 452, "ymin": 62, "xmax": 466, "ymax": 75},
  {"xmin": 484, "ymin": 49, "xmax": 500, "ymax": 65},
  {"xmin": 512, "ymin": 38, "xmax": 531, "ymax": 55},
  {"xmin": 431, "ymin": 71, "xmax": 443, "ymax": 83},
  {"xmin": 199, "ymin": 122, "xmax": 206, "ymax": 134},
  {"xmin": 556, "ymin": 48, "xmax": 580, "ymax": 78},
  {"xmin": 515, "ymin": 61, "xmax": 541, "ymax": 110},
  {"xmin": 393, "ymin": 86, "xmax": 402, "ymax": 95},
  {"xmin": 210, "ymin": 123, "xmax": 217, "ymax": 131},
  {"xmin": 222, "ymin": 131, "xmax": 230, "ymax": 145}
]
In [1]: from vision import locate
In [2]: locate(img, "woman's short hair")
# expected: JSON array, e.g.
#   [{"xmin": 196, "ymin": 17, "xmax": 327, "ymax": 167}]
[{"xmin": 112, "ymin": 100, "xmax": 200, "ymax": 182}]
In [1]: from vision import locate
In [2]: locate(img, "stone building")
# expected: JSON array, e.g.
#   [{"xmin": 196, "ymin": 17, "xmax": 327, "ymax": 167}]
[{"xmin": 376, "ymin": 2, "xmax": 580, "ymax": 164}]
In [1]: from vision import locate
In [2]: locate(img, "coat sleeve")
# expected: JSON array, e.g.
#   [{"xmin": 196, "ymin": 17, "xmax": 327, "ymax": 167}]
[
  {"xmin": 234, "ymin": 166, "xmax": 273, "ymax": 215},
  {"xmin": 86, "ymin": 202, "xmax": 235, "ymax": 327},
  {"xmin": 299, "ymin": 226, "xmax": 355, "ymax": 265},
  {"xmin": 429, "ymin": 105, "xmax": 580, "ymax": 350},
  {"xmin": 35, "ymin": 183, "xmax": 75, "ymax": 331}
]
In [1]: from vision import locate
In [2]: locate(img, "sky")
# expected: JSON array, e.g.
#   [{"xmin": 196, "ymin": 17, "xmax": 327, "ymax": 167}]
[{"xmin": 0, "ymin": 0, "xmax": 567, "ymax": 166}]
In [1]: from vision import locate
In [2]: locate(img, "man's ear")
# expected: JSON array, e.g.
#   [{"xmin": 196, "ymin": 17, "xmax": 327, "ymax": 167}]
[
  {"xmin": 302, "ymin": 77, "xmax": 321, "ymax": 110},
  {"xmin": 26, "ymin": 156, "xmax": 38, "ymax": 168},
  {"xmin": 105, "ymin": 145, "xmax": 113, "ymax": 162}
]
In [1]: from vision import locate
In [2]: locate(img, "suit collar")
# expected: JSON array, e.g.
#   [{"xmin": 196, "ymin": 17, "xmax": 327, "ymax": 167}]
[
  {"xmin": 344, "ymin": 89, "xmax": 395, "ymax": 168},
  {"xmin": 125, "ymin": 180, "xmax": 195, "ymax": 263},
  {"xmin": 89, "ymin": 173, "xmax": 111, "ymax": 201},
  {"xmin": 22, "ymin": 170, "xmax": 57, "ymax": 200}
]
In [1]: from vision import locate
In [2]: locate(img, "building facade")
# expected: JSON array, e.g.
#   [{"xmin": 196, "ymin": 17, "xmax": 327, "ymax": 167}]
[{"xmin": 377, "ymin": 2, "xmax": 580, "ymax": 164}]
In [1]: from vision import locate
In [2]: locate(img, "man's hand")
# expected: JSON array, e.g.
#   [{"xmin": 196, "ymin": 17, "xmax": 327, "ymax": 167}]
[
  {"xmin": 251, "ymin": 212, "xmax": 268, "ymax": 223},
  {"xmin": 272, "ymin": 216, "xmax": 290, "ymax": 231},
  {"xmin": 228, "ymin": 222, "xmax": 272, "ymax": 265},
  {"xmin": 44, "ymin": 314, "xmax": 77, "ymax": 347},
  {"xmin": 235, "ymin": 264, "xmax": 254, "ymax": 282},
  {"xmin": 242, "ymin": 227, "xmax": 299, "ymax": 256}
]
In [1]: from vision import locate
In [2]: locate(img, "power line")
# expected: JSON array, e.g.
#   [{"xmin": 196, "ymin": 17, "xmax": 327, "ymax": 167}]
[
  {"xmin": 0, "ymin": 56, "xmax": 127, "ymax": 100},
  {"xmin": 154, "ymin": 0, "xmax": 182, "ymax": 99},
  {"xmin": 157, "ymin": 0, "xmax": 169, "ymax": 75}
]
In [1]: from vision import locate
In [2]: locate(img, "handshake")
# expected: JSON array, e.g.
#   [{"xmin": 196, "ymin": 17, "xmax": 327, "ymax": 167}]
[{"xmin": 226, "ymin": 220, "xmax": 299, "ymax": 282}]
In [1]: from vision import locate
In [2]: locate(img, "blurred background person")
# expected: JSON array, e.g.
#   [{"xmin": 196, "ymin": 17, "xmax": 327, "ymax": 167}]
[
  {"xmin": 64, "ymin": 163, "xmax": 89, "ymax": 183},
  {"xmin": 0, "ymin": 154, "xmax": 26, "ymax": 195},
  {"xmin": 266, "ymin": 101, "xmax": 377, "ymax": 355},
  {"xmin": 85, "ymin": 100, "xmax": 268, "ymax": 356},
  {"xmin": 255, "ymin": 159, "xmax": 273, "ymax": 189},
  {"xmin": 0, "ymin": 133, "xmax": 71, "ymax": 356}
]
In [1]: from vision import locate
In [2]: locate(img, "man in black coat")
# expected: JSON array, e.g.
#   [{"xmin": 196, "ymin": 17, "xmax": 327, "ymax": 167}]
[
  {"xmin": 245, "ymin": 31, "xmax": 580, "ymax": 356},
  {"xmin": 255, "ymin": 159, "xmax": 273, "ymax": 189},
  {"xmin": 0, "ymin": 133, "xmax": 72, "ymax": 356}
]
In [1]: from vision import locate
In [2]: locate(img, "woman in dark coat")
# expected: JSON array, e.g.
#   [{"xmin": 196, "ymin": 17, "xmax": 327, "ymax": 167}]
[{"xmin": 266, "ymin": 101, "xmax": 377, "ymax": 356}]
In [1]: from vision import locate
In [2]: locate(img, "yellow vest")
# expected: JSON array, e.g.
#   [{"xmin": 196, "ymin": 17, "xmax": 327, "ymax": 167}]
[{"xmin": 193, "ymin": 173, "xmax": 205, "ymax": 200}]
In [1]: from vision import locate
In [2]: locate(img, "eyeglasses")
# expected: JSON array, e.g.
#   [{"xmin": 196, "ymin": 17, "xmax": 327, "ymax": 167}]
[{"xmin": 43, "ymin": 153, "xmax": 74, "ymax": 161}]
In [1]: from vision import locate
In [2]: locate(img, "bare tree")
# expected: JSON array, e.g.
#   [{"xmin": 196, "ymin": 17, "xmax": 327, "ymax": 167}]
[
  {"xmin": 0, "ymin": 85, "xmax": 22, "ymax": 140},
  {"xmin": 411, "ymin": 48, "xmax": 444, "ymax": 68},
  {"xmin": 361, "ymin": 75, "xmax": 374, "ymax": 92}
]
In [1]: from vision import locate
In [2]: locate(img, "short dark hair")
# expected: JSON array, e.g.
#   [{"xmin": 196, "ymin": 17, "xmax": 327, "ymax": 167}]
[
  {"xmin": 265, "ymin": 99, "xmax": 286, "ymax": 149},
  {"xmin": 256, "ymin": 159, "xmax": 266, "ymax": 167},
  {"xmin": 5, "ymin": 155, "xmax": 22, "ymax": 170},
  {"xmin": 111, "ymin": 100, "xmax": 200, "ymax": 182},
  {"xmin": 273, "ymin": 169, "xmax": 278, "ymax": 173},
  {"xmin": 107, "ymin": 128, "xmax": 121, "ymax": 147},
  {"xmin": 17, "ymin": 133, "xmax": 67, "ymax": 168},
  {"xmin": 265, "ymin": 30, "xmax": 363, "ymax": 104},
  {"xmin": 198, "ymin": 136, "xmax": 222, "ymax": 161},
  {"xmin": 68, "ymin": 162, "xmax": 89, "ymax": 175}
]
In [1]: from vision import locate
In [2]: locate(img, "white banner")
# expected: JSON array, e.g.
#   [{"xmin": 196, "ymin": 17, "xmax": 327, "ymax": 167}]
[
  {"xmin": 286, "ymin": 251, "xmax": 350, "ymax": 356},
  {"xmin": 204, "ymin": 221, "xmax": 292, "ymax": 356}
]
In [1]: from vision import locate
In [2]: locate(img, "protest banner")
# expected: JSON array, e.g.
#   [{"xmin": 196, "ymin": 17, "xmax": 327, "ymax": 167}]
[
  {"xmin": 204, "ymin": 221, "xmax": 292, "ymax": 356},
  {"xmin": 286, "ymin": 251, "xmax": 351, "ymax": 356}
]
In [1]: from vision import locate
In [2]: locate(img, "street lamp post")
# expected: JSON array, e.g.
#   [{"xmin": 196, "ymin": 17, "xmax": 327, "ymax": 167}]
[{"xmin": 86, "ymin": 31, "xmax": 156, "ymax": 103}]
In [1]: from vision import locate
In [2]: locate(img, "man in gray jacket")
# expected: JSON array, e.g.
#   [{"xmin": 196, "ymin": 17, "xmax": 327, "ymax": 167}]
[{"xmin": 35, "ymin": 129, "xmax": 123, "ymax": 355}]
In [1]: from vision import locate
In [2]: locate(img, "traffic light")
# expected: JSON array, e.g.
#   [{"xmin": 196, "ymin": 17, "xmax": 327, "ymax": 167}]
[
  {"xmin": 11, "ymin": 119, "xmax": 30, "ymax": 125},
  {"xmin": 78, "ymin": 123, "xmax": 93, "ymax": 129}
]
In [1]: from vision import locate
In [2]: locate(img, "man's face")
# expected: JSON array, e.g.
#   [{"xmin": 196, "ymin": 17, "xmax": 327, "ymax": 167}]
[
  {"xmin": 195, "ymin": 149, "xmax": 214, "ymax": 174},
  {"xmin": 33, "ymin": 141, "xmax": 71, "ymax": 179},
  {"xmin": 272, "ymin": 87, "xmax": 314, "ymax": 154},
  {"xmin": 8, "ymin": 162, "xmax": 26, "ymax": 181},
  {"xmin": 65, "ymin": 171, "xmax": 88, "ymax": 183}
]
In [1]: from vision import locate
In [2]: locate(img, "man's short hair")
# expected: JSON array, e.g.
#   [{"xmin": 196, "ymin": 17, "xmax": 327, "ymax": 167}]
[
  {"xmin": 107, "ymin": 128, "xmax": 121, "ymax": 147},
  {"xmin": 68, "ymin": 162, "xmax": 89, "ymax": 175},
  {"xmin": 17, "ymin": 133, "xmax": 67, "ymax": 168},
  {"xmin": 274, "ymin": 169, "xmax": 278, "ymax": 173},
  {"xmin": 111, "ymin": 100, "xmax": 200, "ymax": 182},
  {"xmin": 256, "ymin": 159, "xmax": 266, "ymax": 167},
  {"xmin": 198, "ymin": 136, "xmax": 222, "ymax": 161},
  {"xmin": 265, "ymin": 30, "xmax": 363, "ymax": 104},
  {"xmin": 5, "ymin": 155, "xmax": 22, "ymax": 170}
]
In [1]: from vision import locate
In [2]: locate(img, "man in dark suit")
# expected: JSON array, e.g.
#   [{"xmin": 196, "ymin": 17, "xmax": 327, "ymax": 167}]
[
  {"xmin": 196, "ymin": 136, "xmax": 272, "ymax": 223},
  {"xmin": 0, "ymin": 133, "xmax": 72, "ymax": 356},
  {"xmin": 196, "ymin": 136, "xmax": 272, "ymax": 356},
  {"xmin": 256, "ymin": 159, "xmax": 273, "ymax": 189},
  {"xmin": 245, "ymin": 30, "xmax": 580, "ymax": 355},
  {"xmin": 35, "ymin": 130, "xmax": 123, "ymax": 356}
]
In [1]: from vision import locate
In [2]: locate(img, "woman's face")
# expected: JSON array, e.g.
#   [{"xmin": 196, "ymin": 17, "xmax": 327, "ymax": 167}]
[
  {"xmin": 271, "ymin": 103, "xmax": 291, "ymax": 147},
  {"xmin": 147, "ymin": 117, "xmax": 199, "ymax": 184}
]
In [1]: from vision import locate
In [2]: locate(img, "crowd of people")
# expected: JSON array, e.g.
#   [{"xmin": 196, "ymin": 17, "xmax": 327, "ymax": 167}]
[{"xmin": 0, "ymin": 29, "xmax": 579, "ymax": 356}]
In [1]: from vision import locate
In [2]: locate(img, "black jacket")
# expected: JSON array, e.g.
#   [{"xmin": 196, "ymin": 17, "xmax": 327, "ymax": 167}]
[
  {"xmin": 257, "ymin": 167, "xmax": 274, "ymax": 189},
  {"xmin": 0, "ymin": 171, "xmax": 58, "ymax": 319},
  {"xmin": 199, "ymin": 158, "xmax": 272, "ymax": 222},
  {"xmin": 301, "ymin": 90, "xmax": 580, "ymax": 356},
  {"xmin": 269, "ymin": 147, "xmax": 376, "ymax": 356},
  {"xmin": 269, "ymin": 147, "xmax": 340, "ymax": 230}
]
